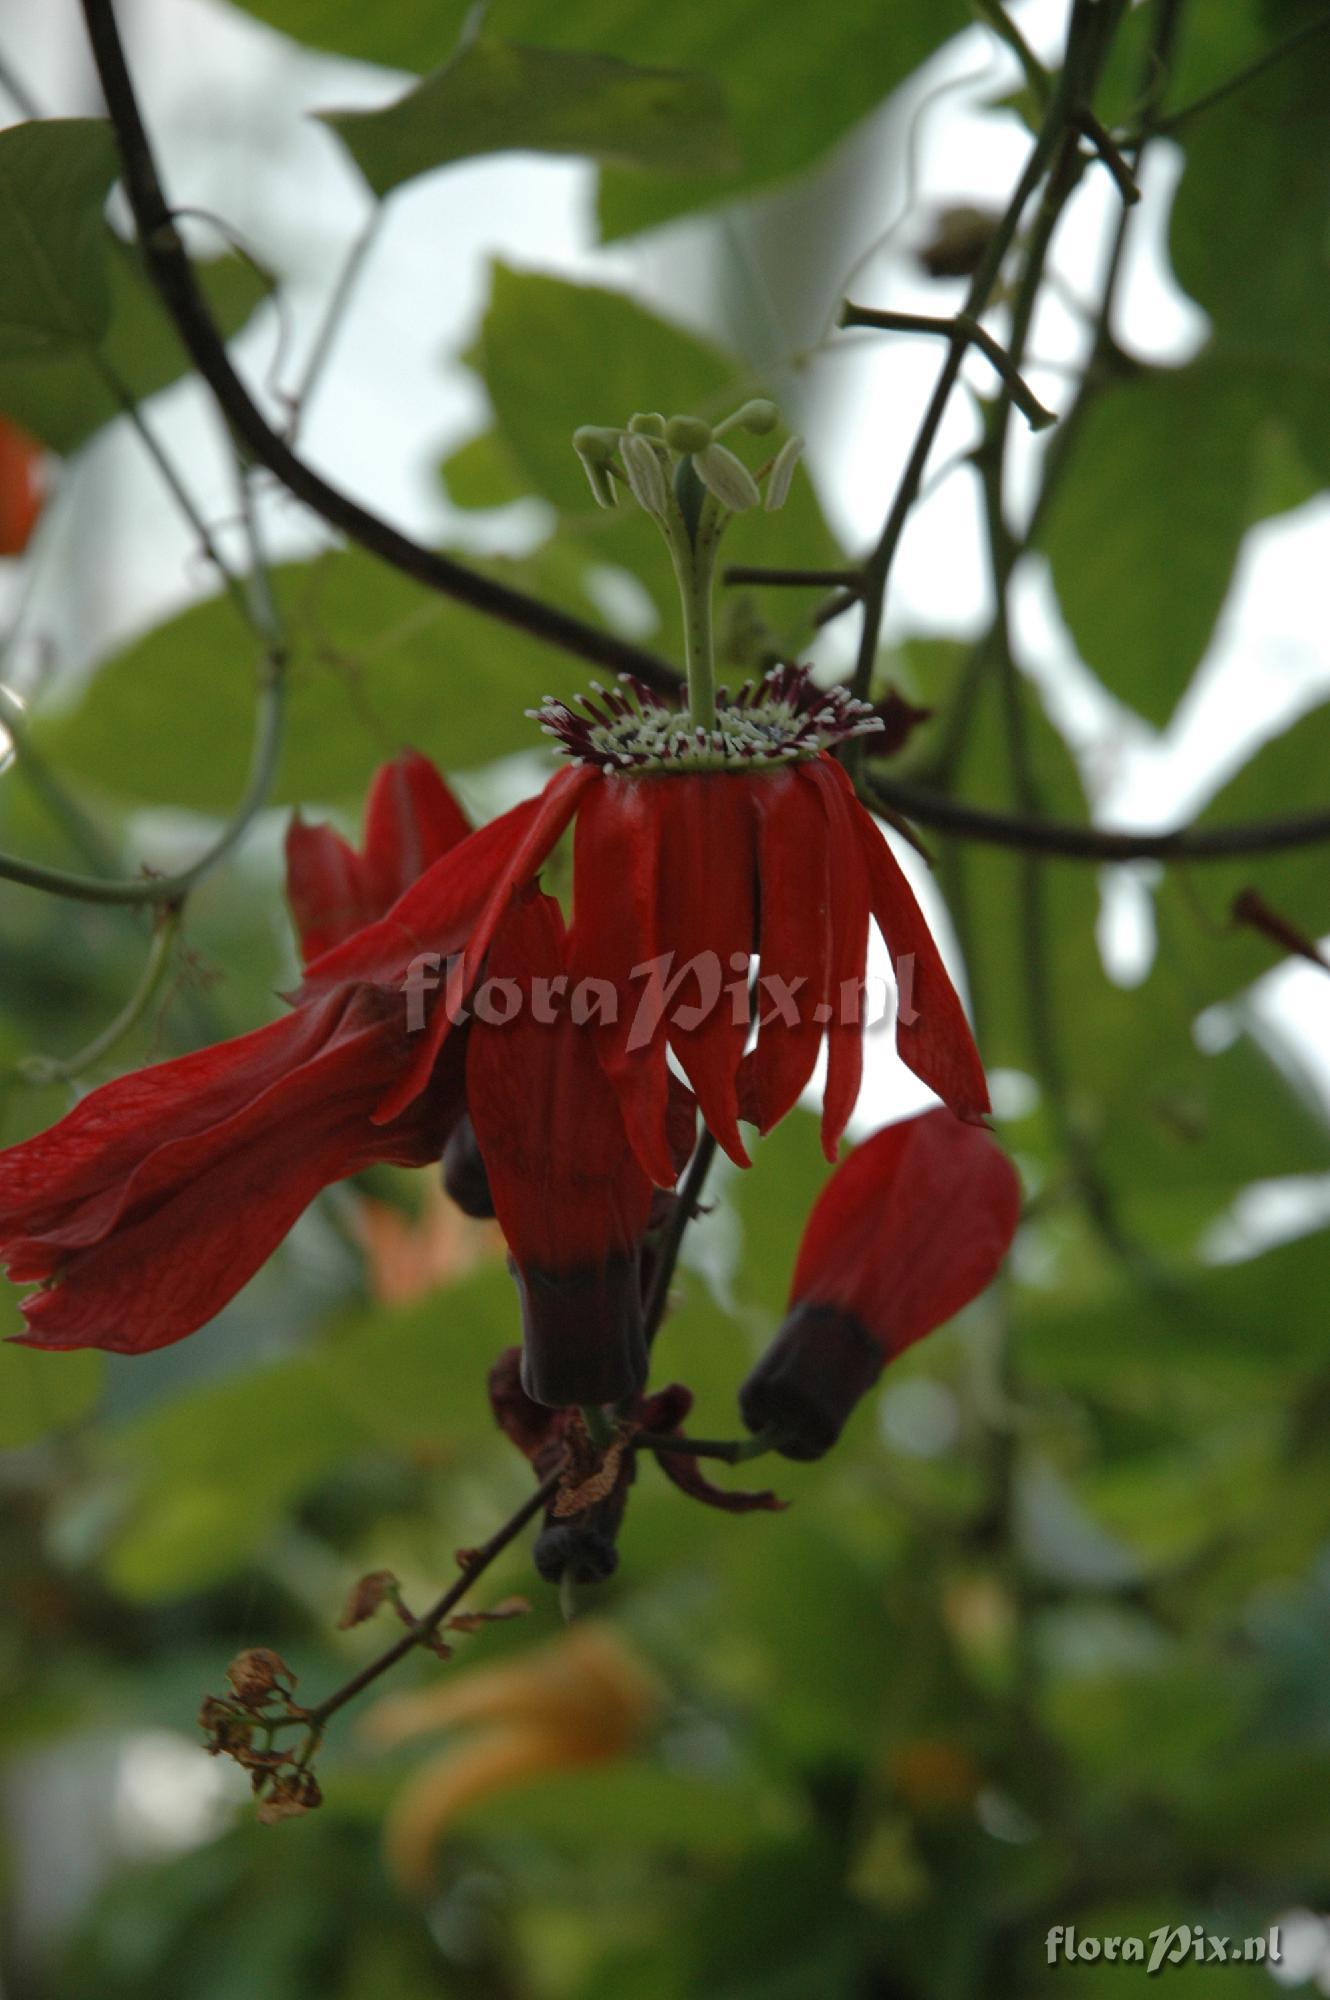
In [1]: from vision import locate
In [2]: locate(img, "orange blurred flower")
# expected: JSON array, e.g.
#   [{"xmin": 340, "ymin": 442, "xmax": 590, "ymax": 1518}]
[
  {"xmin": 355, "ymin": 1175, "xmax": 503, "ymax": 1306},
  {"xmin": 361, "ymin": 1623, "xmax": 661, "ymax": 1892},
  {"xmin": 0, "ymin": 417, "xmax": 46, "ymax": 556}
]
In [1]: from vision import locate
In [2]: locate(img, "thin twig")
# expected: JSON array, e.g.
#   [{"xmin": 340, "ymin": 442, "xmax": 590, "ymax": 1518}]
[
  {"xmin": 635, "ymin": 1430, "xmax": 772, "ymax": 1465},
  {"xmin": 723, "ymin": 565, "xmax": 863, "ymax": 590},
  {"xmin": 839, "ymin": 305, "xmax": 1058, "ymax": 430},
  {"xmin": 1073, "ymin": 110, "xmax": 1141, "ymax": 203},
  {"xmin": 864, "ymin": 773, "xmax": 1330, "ymax": 864},
  {"xmin": 846, "ymin": 70, "xmax": 1078, "ymax": 702},
  {"xmin": 285, "ymin": 212, "xmax": 382, "ymax": 446},
  {"xmin": 78, "ymin": 0, "xmax": 683, "ymax": 698},
  {"xmin": 642, "ymin": 1130, "xmax": 718, "ymax": 1346},
  {"xmin": 0, "ymin": 651, "xmax": 285, "ymax": 903},
  {"xmin": 18, "ymin": 907, "xmax": 182, "ymax": 1085},
  {"xmin": 306, "ymin": 1471, "xmax": 562, "ymax": 1729},
  {"xmin": 1149, "ymin": 8, "xmax": 1330, "ymax": 136}
]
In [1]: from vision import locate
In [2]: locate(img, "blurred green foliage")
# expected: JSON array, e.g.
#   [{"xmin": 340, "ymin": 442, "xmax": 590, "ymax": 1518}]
[{"xmin": 2, "ymin": 0, "xmax": 1330, "ymax": 1997}]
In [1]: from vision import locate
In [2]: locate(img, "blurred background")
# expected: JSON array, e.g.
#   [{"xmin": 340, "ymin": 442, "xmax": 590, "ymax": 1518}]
[{"xmin": 1, "ymin": 0, "xmax": 1329, "ymax": 1993}]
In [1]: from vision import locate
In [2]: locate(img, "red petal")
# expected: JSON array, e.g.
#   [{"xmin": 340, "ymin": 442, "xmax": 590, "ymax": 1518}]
[
  {"xmin": 10, "ymin": 992, "xmax": 448, "ymax": 1353},
  {"xmin": 284, "ymin": 816, "xmax": 368, "ymax": 962},
  {"xmin": 299, "ymin": 790, "xmax": 544, "ymax": 997},
  {"xmin": 791, "ymin": 1108, "xmax": 1020, "ymax": 1355},
  {"xmin": 652, "ymin": 775, "xmax": 755, "ymax": 1167},
  {"xmin": 467, "ymin": 890, "xmax": 652, "ymax": 1273},
  {"xmin": 835, "ymin": 767, "xmax": 989, "ymax": 1121},
  {"xmin": 741, "ymin": 767, "xmax": 832, "ymax": 1134},
  {"xmin": 361, "ymin": 751, "xmax": 471, "ymax": 911},
  {"xmin": 0, "ymin": 1001, "xmax": 346, "ymax": 1243},
  {"xmin": 372, "ymin": 765, "xmax": 594, "ymax": 1126},
  {"xmin": 653, "ymin": 1447, "xmax": 786, "ymax": 1514},
  {"xmin": 467, "ymin": 888, "xmax": 653, "ymax": 1405},
  {"xmin": 802, "ymin": 761, "xmax": 870, "ymax": 1159},
  {"xmin": 568, "ymin": 775, "xmax": 674, "ymax": 1188}
]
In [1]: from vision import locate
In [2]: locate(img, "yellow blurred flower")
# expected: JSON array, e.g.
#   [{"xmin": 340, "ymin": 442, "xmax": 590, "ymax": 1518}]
[{"xmin": 361, "ymin": 1623, "xmax": 662, "ymax": 1893}]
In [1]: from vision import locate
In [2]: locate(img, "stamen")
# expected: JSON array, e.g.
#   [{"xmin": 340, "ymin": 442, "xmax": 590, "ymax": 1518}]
[{"xmin": 533, "ymin": 665, "xmax": 884, "ymax": 774}]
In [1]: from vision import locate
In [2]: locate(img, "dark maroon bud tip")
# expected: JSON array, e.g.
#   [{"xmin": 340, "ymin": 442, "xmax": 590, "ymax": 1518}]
[
  {"xmin": 441, "ymin": 1115, "xmax": 495, "ymax": 1218},
  {"xmin": 737, "ymin": 1303, "xmax": 884, "ymax": 1461},
  {"xmin": 532, "ymin": 1523, "xmax": 620, "ymax": 1586},
  {"xmin": 516, "ymin": 1254, "xmax": 648, "ymax": 1409}
]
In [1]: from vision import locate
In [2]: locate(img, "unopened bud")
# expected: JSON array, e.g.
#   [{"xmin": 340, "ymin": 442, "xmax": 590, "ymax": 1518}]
[
  {"xmin": 729, "ymin": 397, "xmax": 779, "ymax": 435},
  {"xmin": 627, "ymin": 411, "xmax": 666, "ymax": 438},
  {"xmin": 763, "ymin": 434, "xmax": 804, "ymax": 511},
  {"xmin": 620, "ymin": 431, "xmax": 670, "ymax": 517},
  {"xmin": 572, "ymin": 425, "xmax": 620, "ymax": 509},
  {"xmin": 663, "ymin": 414, "xmax": 713, "ymax": 454},
  {"xmin": 738, "ymin": 1303, "xmax": 883, "ymax": 1460},
  {"xmin": 694, "ymin": 441, "xmax": 761, "ymax": 512}
]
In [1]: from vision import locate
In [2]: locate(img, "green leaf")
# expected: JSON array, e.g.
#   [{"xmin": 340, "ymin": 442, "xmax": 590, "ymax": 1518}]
[
  {"xmin": 1152, "ymin": 694, "xmax": 1330, "ymax": 1004},
  {"xmin": 439, "ymin": 429, "xmax": 530, "ymax": 509},
  {"xmin": 1168, "ymin": 5, "xmax": 1330, "ymax": 470},
  {"xmin": 229, "ymin": 0, "xmax": 968, "ymax": 239},
  {"xmin": 319, "ymin": 37, "xmax": 739, "ymax": 199},
  {"xmin": 918, "ymin": 662, "xmax": 1329, "ymax": 1251},
  {"xmin": 1017, "ymin": 1228, "xmax": 1330, "ymax": 1390},
  {"xmin": 1041, "ymin": 12, "xmax": 1330, "ymax": 723},
  {"xmin": 0, "ymin": 242, "xmax": 272, "ymax": 455},
  {"xmin": 0, "ymin": 119, "xmax": 118, "ymax": 360},
  {"xmin": 35, "ymin": 541, "xmax": 611, "ymax": 810},
  {"xmin": 99, "ymin": 1263, "xmax": 521, "ymax": 1597},
  {"xmin": 0, "ymin": 1283, "xmax": 103, "ymax": 1447},
  {"xmin": 476, "ymin": 266, "xmax": 728, "ymax": 514},
  {"xmin": 1037, "ymin": 360, "xmax": 1286, "ymax": 724}
]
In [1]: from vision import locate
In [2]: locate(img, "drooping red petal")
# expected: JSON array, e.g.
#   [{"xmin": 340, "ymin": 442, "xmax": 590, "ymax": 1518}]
[
  {"xmin": 650, "ymin": 775, "xmax": 755, "ymax": 1168},
  {"xmin": 568, "ymin": 774, "xmax": 674, "ymax": 1189},
  {"xmin": 740, "ymin": 766, "xmax": 833, "ymax": 1135},
  {"xmin": 790, "ymin": 1108, "xmax": 1020, "ymax": 1354},
  {"xmin": 466, "ymin": 887, "xmax": 654, "ymax": 1406},
  {"xmin": 0, "ymin": 1002, "xmax": 349, "ymax": 1243},
  {"xmin": 372, "ymin": 764, "xmax": 594, "ymax": 1127},
  {"xmin": 828, "ymin": 759, "xmax": 990, "ymax": 1122},
  {"xmin": 10, "ymin": 990, "xmax": 456, "ymax": 1353},
  {"xmin": 802, "ymin": 760, "xmax": 870, "ymax": 1159},
  {"xmin": 284, "ymin": 816, "xmax": 367, "ymax": 963},
  {"xmin": 361, "ymin": 750, "xmax": 471, "ymax": 911}
]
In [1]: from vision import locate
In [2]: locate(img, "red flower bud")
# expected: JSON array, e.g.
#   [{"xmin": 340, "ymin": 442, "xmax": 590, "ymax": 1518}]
[{"xmin": 740, "ymin": 1110, "xmax": 1020, "ymax": 1458}]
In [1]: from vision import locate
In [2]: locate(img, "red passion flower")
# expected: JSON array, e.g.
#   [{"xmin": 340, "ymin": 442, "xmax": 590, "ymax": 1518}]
[
  {"xmin": 739, "ymin": 1108, "xmax": 1022, "ymax": 1459},
  {"xmin": 311, "ymin": 665, "xmax": 989, "ymax": 1192},
  {"xmin": 0, "ymin": 754, "xmax": 472, "ymax": 1353}
]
